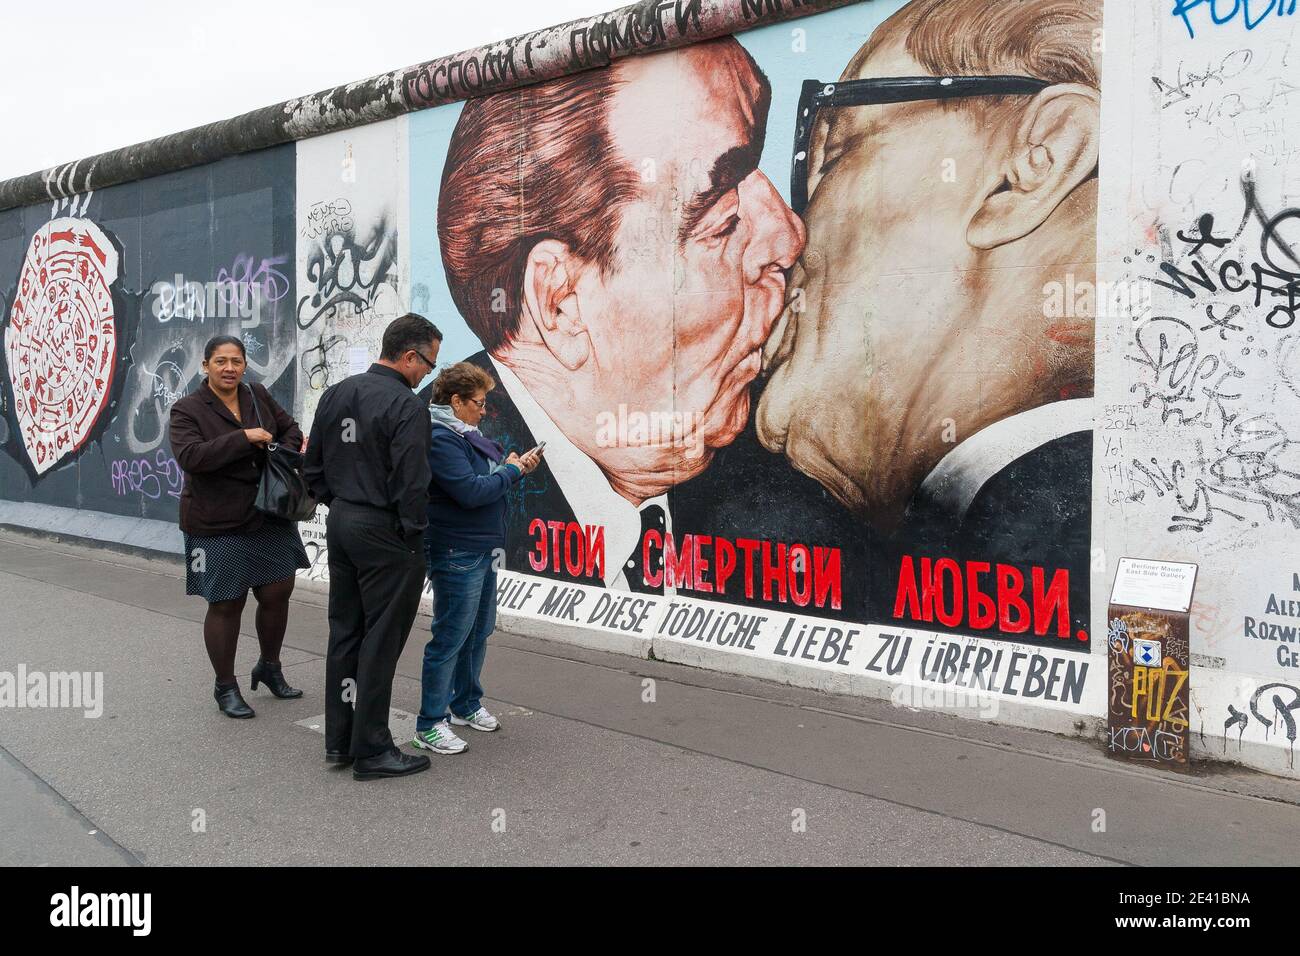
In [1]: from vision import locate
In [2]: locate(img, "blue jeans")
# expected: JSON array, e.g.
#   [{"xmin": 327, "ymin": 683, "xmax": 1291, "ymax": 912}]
[{"xmin": 416, "ymin": 546, "xmax": 497, "ymax": 732}]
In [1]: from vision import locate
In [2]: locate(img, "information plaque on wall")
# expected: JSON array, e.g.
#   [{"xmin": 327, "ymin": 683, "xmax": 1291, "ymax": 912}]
[{"xmin": 1106, "ymin": 559, "xmax": 1198, "ymax": 767}]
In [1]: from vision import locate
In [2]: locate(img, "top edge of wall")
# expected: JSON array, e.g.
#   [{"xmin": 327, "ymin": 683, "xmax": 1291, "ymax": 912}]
[{"xmin": 0, "ymin": 0, "xmax": 864, "ymax": 212}]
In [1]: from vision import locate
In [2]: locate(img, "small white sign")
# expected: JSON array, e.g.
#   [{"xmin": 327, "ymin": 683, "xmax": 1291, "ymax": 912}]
[
  {"xmin": 347, "ymin": 347, "xmax": 370, "ymax": 377},
  {"xmin": 1134, "ymin": 639, "xmax": 1162, "ymax": 667},
  {"xmin": 1110, "ymin": 558, "xmax": 1198, "ymax": 613}
]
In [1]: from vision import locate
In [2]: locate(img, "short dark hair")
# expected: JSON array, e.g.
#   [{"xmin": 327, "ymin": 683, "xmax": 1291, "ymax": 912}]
[
  {"xmin": 431, "ymin": 362, "xmax": 495, "ymax": 406},
  {"xmin": 380, "ymin": 313, "xmax": 442, "ymax": 360},
  {"xmin": 203, "ymin": 335, "xmax": 246, "ymax": 361}
]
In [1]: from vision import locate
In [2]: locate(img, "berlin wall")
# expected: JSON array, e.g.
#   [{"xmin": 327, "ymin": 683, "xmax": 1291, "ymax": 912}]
[{"xmin": 2, "ymin": 0, "xmax": 1299, "ymax": 777}]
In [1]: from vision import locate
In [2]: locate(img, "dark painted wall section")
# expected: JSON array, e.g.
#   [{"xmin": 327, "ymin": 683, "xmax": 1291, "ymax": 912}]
[{"xmin": 0, "ymin": 146, "xmax": 295, "ymax": 529}]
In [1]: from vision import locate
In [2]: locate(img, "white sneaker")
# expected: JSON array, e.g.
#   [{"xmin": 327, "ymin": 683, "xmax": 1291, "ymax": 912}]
[
  {"xmin": 450, "ymin": 707, "xmax": 500, "ymax": 732},
  {"xmin": 412, "ymin": 721, "xmax": 468, "ymax": 754}
]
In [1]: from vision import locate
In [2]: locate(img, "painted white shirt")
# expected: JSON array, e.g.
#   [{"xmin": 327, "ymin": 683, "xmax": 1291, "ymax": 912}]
[
  {"xmin": 491, "ymin": 357, "xmax": 673, "ymax": 591},
  {"xmin": 917, "ymin": 398, "xmax": 1093, "ymax": 519}
]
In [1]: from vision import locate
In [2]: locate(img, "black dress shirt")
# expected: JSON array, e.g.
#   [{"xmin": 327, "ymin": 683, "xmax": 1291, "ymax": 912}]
[{"xmin": 304, "ymin": 364, "xmax": 432, "ymax": 540}]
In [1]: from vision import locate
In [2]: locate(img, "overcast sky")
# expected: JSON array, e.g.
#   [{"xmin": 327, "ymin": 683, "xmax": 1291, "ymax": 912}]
[{"xmin": 0, "ymin": 0, "xmax": 616, "ymax": 182}]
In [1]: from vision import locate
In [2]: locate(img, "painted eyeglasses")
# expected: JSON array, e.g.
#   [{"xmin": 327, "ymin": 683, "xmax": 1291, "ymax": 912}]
[{"xmin": 791, "ymin": 75, "xmax": 1051, "ymax": 216}]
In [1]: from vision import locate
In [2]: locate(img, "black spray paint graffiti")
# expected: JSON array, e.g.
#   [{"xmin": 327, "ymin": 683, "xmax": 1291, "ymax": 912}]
[
  {"xmin": 570, "ymin": 0, "xmax": 704, "ymax": 67},
  {"xmin": 1152, "ymin": 48, "xmax": 1255, "ymax": 114},
  {"xmin": 1122, "ymin": 307, "xmax": 1300, "ymax": 534},
  {"xmin": 301, "ymin": 333, "xmax": 348, "ymax": 390},
  {"xmin": 1123, "ymin": 412, "xmax": 1300, "ymax": 533},
  {"xmin": 401, "ymin": 0, "xmax": 709, "ymax": 105},
  {"xmin": 297, "ymin": 218, "xmax": 397, "ymax": 331},
  {"xmin": 1125, "ymin": 315, "xmax": 1246, "ymax": 431},
  {"xmin": 1222, "ymin": 681, "xmax": 1300, "ymax": 768},
  {"xmin": 301, "ymin": 199, "xmax": 353, "ymax": 242},
  {"xmin": 1121, "ymin": 173, "xmax": 1300, "ymax": 532},
  {"xmin": 128, "ymin": 342, "xmax": 195, "ymax": 453},
  {"xmin": 302, "ymin": 538, "xmax": 330, "ymax": 581},
  {"xmin": 1151, "ymin": 177, "xmax": 1300, "ymax": 329}
]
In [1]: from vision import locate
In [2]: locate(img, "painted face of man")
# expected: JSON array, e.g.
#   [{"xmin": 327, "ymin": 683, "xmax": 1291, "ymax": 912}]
[
  {"xmin": 576, "ymin": 42, "xmax": 805, "ymax": 468},
  {"xmin": 756, "ymin": 37, "xmax": 1097, "ymax": 530}
]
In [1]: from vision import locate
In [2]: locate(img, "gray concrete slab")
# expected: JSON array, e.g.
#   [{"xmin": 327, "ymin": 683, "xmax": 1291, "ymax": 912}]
[
  {"xmin": 0, "ymin": 745, "xmax": 138, "ymax": 867},
  {"xmin": 1, "ymin": 528, "xmax": 1297, "ymax": 866},
  {"xmin": 0, "ymin": 500, "xmax": 181, "ymax": 555}
]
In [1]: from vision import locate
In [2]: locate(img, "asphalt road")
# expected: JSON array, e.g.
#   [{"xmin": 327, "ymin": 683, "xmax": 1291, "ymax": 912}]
[{"xmin": 1, "ymin": 528, "xmax": 1297, "ymax": 866}]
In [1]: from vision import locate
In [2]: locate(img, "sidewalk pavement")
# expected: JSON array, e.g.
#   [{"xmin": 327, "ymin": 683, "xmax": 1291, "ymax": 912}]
[{"xmin": 2, "ymin": 527, "xmax": 1298, "ymax": 866}]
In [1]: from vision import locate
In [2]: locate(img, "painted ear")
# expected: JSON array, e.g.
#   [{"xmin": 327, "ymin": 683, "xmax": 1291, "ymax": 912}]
[
  {"xmin": 967, "ymin": 84, "xmax": 1099, "ymax": 249},
  {"xmin": 520, "ymin": 239, "xmax": 591, "ymax": 371}
]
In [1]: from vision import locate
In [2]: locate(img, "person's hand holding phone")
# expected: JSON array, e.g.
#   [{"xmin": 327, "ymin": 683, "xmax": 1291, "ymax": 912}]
[
  {"xmin": 507, "ymin": 443, "xmax": 544, "ymax": 475},
  {"xmin": 504, "ymin": 452, "xmax": 529, "ymax": 475},
  {"xmin": 521, "ymin": 441, "xmax": 546, "ymax": 474}
]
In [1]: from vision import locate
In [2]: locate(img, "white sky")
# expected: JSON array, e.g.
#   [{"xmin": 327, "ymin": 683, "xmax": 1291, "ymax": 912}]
[{"xmin": 0, "ymin": 0, "xmax": 617, "ymax": 182}]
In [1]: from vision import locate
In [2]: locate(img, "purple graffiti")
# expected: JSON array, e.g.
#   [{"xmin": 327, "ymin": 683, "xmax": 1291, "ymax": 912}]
[
  {"xmin": 214, "ymin": 254, "xmax": 291, "ymax": 316},
  {"xmin": 109, "ymin": 450, "xmax": 183, "ymax": 501}
]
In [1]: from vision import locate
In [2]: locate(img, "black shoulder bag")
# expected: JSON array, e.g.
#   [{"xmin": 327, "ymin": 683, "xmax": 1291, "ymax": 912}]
[{"xmin": 248, "ymin": 384, "xmax": 318, "ymax": 522}]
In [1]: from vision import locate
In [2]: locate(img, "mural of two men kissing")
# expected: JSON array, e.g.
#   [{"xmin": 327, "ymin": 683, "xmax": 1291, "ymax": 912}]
[{"xmin": 432, "ymin": 0, "xmax": 1100, "ymax": 653}]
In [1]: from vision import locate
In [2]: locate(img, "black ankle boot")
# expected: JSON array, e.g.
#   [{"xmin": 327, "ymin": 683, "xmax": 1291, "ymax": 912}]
[
  {"xmin": 214, "ymin": 680, "xmax": 255, "ymax": 718},
  {"xmin": 250, "ymin": 659, "xmax": 303, "ymax": 699}
]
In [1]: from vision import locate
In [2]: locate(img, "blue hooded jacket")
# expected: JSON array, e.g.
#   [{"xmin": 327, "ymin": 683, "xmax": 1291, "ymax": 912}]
[{"xmin": 425, "ymin": 405, "xmax": 522, "ymax": 553}]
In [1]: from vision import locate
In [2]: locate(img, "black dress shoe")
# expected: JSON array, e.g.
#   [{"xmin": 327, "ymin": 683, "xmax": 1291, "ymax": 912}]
[
  {"xmin": 214, "ymin": 681, "xmax": 255, "ymax": 719},
  {"xmin": 325, "ymin": 751, "xmax": 354, "ymax": 766},
  {"xmin": 250, "ymin": 659, "xmax": 303, "ymax": 699},
  {"xmin": 352, "ymin": 748, "xmax": 430, "ymax": 781}
]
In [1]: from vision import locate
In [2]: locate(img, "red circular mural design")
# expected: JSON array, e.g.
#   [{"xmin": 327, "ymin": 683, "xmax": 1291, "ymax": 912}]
[{"xmin": 5, "ymin": 218, "xmax": 119, "ymax": 474}]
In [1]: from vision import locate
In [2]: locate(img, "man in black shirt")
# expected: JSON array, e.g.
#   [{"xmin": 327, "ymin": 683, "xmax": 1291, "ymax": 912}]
[{"xmin": 305, "ymin": 314, "xmax": 441, "ymax": 780}]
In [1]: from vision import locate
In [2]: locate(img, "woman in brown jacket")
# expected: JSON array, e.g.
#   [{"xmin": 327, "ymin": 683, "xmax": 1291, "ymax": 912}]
[{"xmin": 170, "ymin": 335, "xmax": 310, "ymax": 718}]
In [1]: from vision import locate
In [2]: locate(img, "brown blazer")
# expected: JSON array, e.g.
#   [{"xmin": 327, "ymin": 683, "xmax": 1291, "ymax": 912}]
[{"xmin": 169, "ymin": 380, "xmax": 303, "ymax": 536}]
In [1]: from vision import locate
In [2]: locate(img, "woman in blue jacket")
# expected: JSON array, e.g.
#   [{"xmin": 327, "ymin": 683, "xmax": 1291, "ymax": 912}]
[{"xmin": 414, "ymin": 362, "xmax": 541, "ymax": 755}]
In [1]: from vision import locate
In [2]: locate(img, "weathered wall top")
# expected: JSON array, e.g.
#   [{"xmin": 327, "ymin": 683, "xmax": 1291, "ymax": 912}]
[{"xmin": 0, "ymin": 0, "xmax": 859, "ymax": 212}]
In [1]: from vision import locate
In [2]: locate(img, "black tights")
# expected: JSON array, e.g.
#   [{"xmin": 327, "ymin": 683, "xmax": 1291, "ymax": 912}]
[{"xmin": 203, "ymin": 576, "xmax": 297, "ymax": 684}]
